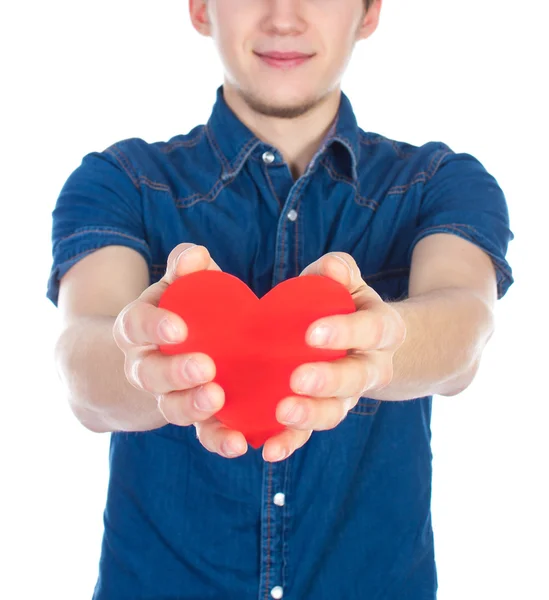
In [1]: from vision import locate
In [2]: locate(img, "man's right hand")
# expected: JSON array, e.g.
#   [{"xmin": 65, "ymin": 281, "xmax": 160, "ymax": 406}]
[{"xmin": 112, "ymin": 243, "xmax": 248, "ymax": 459}]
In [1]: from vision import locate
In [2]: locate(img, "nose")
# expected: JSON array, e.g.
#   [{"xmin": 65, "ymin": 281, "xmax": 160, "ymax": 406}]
[{"xmin": 261, "ymin": 0, "xmax": 307, "ymax": 35}]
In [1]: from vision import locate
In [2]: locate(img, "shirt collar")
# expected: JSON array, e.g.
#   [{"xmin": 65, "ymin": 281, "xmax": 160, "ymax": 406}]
[{"xmin": 206, "ymin": 85, "xmax": 360, "ymax": 183}]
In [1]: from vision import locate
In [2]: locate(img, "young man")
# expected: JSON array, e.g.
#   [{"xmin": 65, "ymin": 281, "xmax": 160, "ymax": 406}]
[{"xmin": 48, "ymin": 0, "xmax": 514, "ymax": 598}]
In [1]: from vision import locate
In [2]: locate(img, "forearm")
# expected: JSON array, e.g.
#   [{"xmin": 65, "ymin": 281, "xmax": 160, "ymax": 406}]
[
  {"xmin": 369, "ymin": 288, "xmax": 495, "ymax": 401},
  {"xmin": 54, "ymin": 316, "xmax": 168, "ymax": 433}
]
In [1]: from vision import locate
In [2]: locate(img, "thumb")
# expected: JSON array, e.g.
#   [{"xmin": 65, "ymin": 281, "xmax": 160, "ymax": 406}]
[
  {"xmin": 300, "ymin": 252, "xmax": 353, "ymax": 287},
  {"xmin": 140, "ymin": 244, "xmax": 221, "ymax": 306},
  {"xmin": 166, "ymin": 243, "xmax": 222, "ymax": 282}
]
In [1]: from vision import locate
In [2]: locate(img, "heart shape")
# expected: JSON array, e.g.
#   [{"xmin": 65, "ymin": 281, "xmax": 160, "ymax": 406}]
[{"xmin": 158, "ymin": 270, "xmax": 356, "ymax": 448}]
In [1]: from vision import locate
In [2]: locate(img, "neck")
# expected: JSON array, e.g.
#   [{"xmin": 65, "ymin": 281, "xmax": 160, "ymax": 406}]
[{"xmin": 222, "ymin": 82, "xmax": 341, "ymax": 180}]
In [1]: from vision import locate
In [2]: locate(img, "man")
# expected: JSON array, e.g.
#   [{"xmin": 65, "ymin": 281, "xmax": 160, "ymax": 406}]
[{"xmin": 47, "ymin": 0, "xmax": 514, "ymax": 598}]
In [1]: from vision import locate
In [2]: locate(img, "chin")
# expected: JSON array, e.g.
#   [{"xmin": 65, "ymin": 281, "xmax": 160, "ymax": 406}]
[{"xmin": 243, "ymin": 86, "xmax": 320, "ymax": 119}]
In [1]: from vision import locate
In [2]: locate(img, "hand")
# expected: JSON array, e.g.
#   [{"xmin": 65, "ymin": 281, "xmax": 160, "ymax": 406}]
[
  {"xmin": 262, "ymin": 252, "xmax": 407, "ymax": 462},
  {"xmin": 112, "ymin": 243, "xmax": 248, "ymax": 459}
]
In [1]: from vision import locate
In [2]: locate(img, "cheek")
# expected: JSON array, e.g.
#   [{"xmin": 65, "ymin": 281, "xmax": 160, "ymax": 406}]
[
  {"xmin": 214, "ymin": 28, "xmax": 255, "ymax": 75},
  {"xmin": 214, "ymin": 35, "xmax": 242, "ymax": 79}
]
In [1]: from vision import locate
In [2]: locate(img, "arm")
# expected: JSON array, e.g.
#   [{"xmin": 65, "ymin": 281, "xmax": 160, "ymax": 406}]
[
  {"xmin": 370, "ymin": 233, "xmax": 497, "ymax": 401},
  {"xmin": 54, "ymin": 245, "xmax": 168, "ymax": 433},
  {"xmin": 262, "ymin": 234, "xmax": 501, "ymax": 462}
]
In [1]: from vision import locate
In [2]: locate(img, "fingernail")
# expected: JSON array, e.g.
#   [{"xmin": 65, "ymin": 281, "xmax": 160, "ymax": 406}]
[
  {"xmin": 222, "ymin": 440, "xmax": 244, "ymax": 457},
  {"xmin": 171, "ymin": 245, "xmax": 196, "ymax": 278},
  {"xmin": 328, "ymin": 253, "xmax": 353, "ymax": 280},
  {"xmin": 297, "ymin": 369, "xmax": 322, "ymax": 395},
  {"xmin": 282, "ymin": 403, "xmax": 306, "ymax": 425},
  {"xmin": 271, "ymin": 447, "xmax": 289, "ymax": 462},
  {"xmin": 308, "ymin": 324, "xmax": 333, "ymax": 347},
  {"xmin": 184, "ymin": 358, "xmax": 208, "ymax": 383},
  {"xmin": 159, "ymin": 319, "xmax": 182, "ymax": 342},
  {"xmin": 193, "ymin": 386, "xmax": 215, "ymax": 411}
]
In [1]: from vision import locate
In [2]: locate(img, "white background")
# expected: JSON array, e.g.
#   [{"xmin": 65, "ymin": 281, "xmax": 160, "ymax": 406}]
[{"xmin": 1, "ymin": 1, "xmax": 548, "ymax": 598}]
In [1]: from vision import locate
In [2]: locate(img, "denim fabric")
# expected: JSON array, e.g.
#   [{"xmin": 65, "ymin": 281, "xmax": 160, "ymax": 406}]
[{"xmin": 47, "ymin": 85, "xmax": 514, "ymax": 599}]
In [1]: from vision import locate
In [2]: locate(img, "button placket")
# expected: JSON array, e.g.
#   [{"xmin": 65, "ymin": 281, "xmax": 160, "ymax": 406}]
[{"xmin": 259, "ymin": 461, "xmax": 287, "ymax": 600}]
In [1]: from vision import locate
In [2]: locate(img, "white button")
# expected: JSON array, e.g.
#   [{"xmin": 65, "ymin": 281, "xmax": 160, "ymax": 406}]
[
  {"xmin": 262, "ymin": 151, "xmax": 276, "ymax": 164},
  {"xmin": 287, "ymin": 209, "xmax": 298, "ymax": 221},
  {"xmin": 273, "ymin": 493, "xmax": 285, "ymax": 506},
  {"xmin": 271, "ymin": 586, "xmax": 284, "ymax": 599}
]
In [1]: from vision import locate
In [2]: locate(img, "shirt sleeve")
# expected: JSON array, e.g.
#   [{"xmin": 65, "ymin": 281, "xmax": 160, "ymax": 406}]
[
  {"xmin": 46, "ymin": 140, "xmax": 152, "ymax": 307},
  {"xmin": 408, "ymin": 146, "xmax": 515, "ymax": 300}
]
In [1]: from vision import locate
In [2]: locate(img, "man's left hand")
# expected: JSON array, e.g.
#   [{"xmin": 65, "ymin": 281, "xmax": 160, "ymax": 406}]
[{"xmin": 263, "ymin": 252, "xmax": 407, "ymax": 462}]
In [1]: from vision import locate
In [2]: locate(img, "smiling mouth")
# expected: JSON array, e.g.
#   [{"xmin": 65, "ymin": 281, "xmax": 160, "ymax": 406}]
[{"xmin": 254, "ymin": 52, "xmax": 315, "ymax": 70}]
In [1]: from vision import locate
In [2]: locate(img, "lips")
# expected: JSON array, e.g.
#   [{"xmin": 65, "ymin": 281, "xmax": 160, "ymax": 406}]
[
  {"xmin": 258, "ymin": 52, "xmax": 312, "ymax": 60},
  {"xmin": 255, "ymin": 51, "xmax": 314, "ymax": 69}
]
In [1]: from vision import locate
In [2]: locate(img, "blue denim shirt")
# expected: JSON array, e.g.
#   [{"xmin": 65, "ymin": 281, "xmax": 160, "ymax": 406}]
[{"xmin": 47, "ymin": 85, "xmax": 514, "ymax": 599}]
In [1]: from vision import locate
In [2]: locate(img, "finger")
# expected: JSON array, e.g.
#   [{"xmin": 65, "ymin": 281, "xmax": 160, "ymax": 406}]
[
  {"xmin": 262, "ymin": 427, "xmax": 313, "ymax": 462},
  {"xmin": 276, "ymin": 394, "xmax": 356, "ymax": 432},
  {"xmin": 114, "ymin": 244, "xmax": 223, "ymax": 349},
  {"xmin": 139, "ymin": 243, "xmax": 222, "ymax": 307},
  {"xmin": 300, "ymin": 252, "xmax": 381, "ymax": 301},
  {"xmin": 113, "ymin": 300, "xmax": 188, "ymax": 349},
  {"xmin": 306, "ymin": 306, "xmax": 405, "ymax": 351},
  {"xmin": 290, "ymin": 354, "xmax": 389, "ymax": 399},
  {"xmin": 125, "ymin": 350, "xmax": 216, "ymax": 396},
  {"xmin": 167, "ymin": 243, "xmax": 223, "ymax": 283},
  {"xmin": 194, "ymin": 417, "xmax": 248, "ymax": 459},
  {"xmin": 157, "ymin": 381, "xmax": 225, "ymax": 426}
]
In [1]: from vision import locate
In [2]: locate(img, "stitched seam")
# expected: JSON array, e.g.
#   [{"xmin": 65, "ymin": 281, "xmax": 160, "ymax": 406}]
[
  {"xmin": 232, "ymin": 136, "xmax": 260, "ymax": 172},
  {"xmin": 412, "ymin": 224, "xmax": 513, "ymax": 298},
  {"xmin": 264, "ymin": 462, "xmax": 273, "ymax": 600},
  {"xmin": 160, "ymin": 128, "xmax": 205, "ymax": 153},
  {"xmin": 54, "ymin": 248, "xmax": 95, "ymax": 265},
  {"xmin": 330, "ymin": 135, "xmax": 359, "ymax": 182},
  {"xmin": 282, "ymin": 458, "xmax": 291, "ymax": 590},
  {"xmin": 295, "ymin": 198, "xmax": 299, "ymax": 275},
  {"xmin": 358, "ymin": 131, "xmax": 421, "ymax": 160},
  {"xmin": 263, "ymin": 164, "xmax": 282, "ymax": 211},
  {"xmin": 358, "ymin": 133, "xmax": 386, "ymax": 146},
  {"xmin": 382, "ymin": 150, "xmax": 454, "ymax": 196},
  {"xmin": 104, "ymin": 145, "xmax": 140, "ymax": 190},
  {"xmin": 279, "ymin": 175, "xmax": 308, "ymax": 282},
  {"xmin": 354, "ymin": 194, "xmax": 379, "ymax": 210},
  {"xmin": 57, "ymin": 227, "xmax": 149, "ymax": 249},
  {"xmin": 205, "ymin": 124, "xmax": 231, "ymax": 173},
  {"xmin": 426, "ymin": 148, "xmax": 451, "ymax": 179},
  {"xmin": 332, "ymin": 133, "xmax": 358, "ymax": 171},
  {"xmin": 349, "ymin": 397, "xmax": 381, "ymax": 416},
  {"xmin": 362, "ymin": 135, "xmax": 419, "ymax": 159},
  {"xmin": 414, "ymin": 224, "xmax": 512, "ymax": 278},
  {"xmin": 138, "ymin": 176, "xmax": 172, "ymax": 192},
  {"xmin": 176, "ymin": 177, "xmax": 229, "ymax": 209},
  {"xmin": 320, "ymin": 157, "xmax": 355, "ymax": 187},
  {"xmin": 364, "ymin": 267, "xmax": 410, "ymax": 281},
  {"xmin": 139, "ymin": 175, "xmax": 232, "ymax": 209}
]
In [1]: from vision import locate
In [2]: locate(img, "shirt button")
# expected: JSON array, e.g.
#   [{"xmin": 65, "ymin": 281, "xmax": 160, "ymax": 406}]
[
  {"xmin": 262, "ymin": 151, "xmax": 276, "ymax": 164},
  {"xmin": 273, "ymin": 493, "xmax": 285, "ymax": 506},
  {"xmin": 287, "ymin": 209, "xmax": 298, "ymax": 221},
  {"xmin": 271, "ymin": 586, "xmax": 284, "ymax": 599}
]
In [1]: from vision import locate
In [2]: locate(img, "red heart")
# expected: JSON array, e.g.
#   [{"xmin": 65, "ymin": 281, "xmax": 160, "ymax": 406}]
[{"xmin": 158, "ymin": 270, "xmax": 356, "ymax": 448}]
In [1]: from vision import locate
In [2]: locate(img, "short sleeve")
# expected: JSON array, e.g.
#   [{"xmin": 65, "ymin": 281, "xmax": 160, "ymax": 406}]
[
  {"xmin": 46, "ymin": 141, "xmax": 152, "ymax": 307},
  {"xmin": 408, "ymin": 147, "xmax": 515, "ymax": 300}
]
